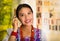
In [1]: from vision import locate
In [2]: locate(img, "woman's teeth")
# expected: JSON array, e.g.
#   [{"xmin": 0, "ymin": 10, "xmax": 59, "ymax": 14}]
[{"xmin": 25, "ymin": 20, "xmax": 31, "ymax": 23}]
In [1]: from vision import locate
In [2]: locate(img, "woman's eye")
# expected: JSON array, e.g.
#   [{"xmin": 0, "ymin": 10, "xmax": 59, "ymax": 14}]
[
  {"xmin": 20, "ymin": 14, "xmax": 24, "ymax": 17},
  {"xmin": 28, "ymin": 12, "xmax": 31, "ymax": 15}
]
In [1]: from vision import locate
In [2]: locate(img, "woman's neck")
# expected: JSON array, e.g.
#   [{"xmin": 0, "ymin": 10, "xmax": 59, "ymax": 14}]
[
  {"xmin": 21, "ymin": 25, "xmax": 32, "ymax": 31},
  {"xmin": 20, "ymin": 25, "xmax": 34, "ymax": 38}
]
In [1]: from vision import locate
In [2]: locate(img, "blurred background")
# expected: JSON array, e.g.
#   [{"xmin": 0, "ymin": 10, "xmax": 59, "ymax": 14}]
[{"xmin": 0, "ymin": 0, "xmax": 12, "ymax": 41}]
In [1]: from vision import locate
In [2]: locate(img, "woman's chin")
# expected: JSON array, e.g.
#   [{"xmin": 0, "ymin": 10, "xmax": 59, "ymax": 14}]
[{"xmin": 24, "ymin": 23, "xmax": 32, "ymax": 26}]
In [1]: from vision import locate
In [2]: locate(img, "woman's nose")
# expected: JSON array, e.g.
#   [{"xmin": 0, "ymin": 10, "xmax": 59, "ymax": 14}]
[{"xmin": 25, "ymin": 15, "xmax": 29, "ymax": 19}]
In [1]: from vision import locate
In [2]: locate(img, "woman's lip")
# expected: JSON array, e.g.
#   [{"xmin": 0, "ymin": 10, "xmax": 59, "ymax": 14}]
[{"xmin": 24, "ymin": 19, "xmax": 31, "ymax": 23}]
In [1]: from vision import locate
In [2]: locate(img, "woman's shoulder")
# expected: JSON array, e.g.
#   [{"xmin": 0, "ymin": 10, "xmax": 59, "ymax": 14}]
[
  {"xmin": 7, "ymin": 28, "xmax": 13, "ymax": 35},
  {"xmin": 2, "ymin": 28, "xmax": 13, "ymax": 41},
  {"xmin": 34, "ymin": 28, "xmax": 41, "ymax": 35},
  {"xmin": 34, "ymin": 28, "xmax": 41, "ymax": 32}
]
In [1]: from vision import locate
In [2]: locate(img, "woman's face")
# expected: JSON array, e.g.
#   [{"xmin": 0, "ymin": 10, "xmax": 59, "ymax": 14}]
[{"xmin": 18, "ymin": 7, "xmax": 33, "ymax": 26}]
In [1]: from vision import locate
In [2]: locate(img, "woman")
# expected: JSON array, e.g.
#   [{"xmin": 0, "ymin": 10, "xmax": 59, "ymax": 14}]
[{"xmin": 3, "ymin": 4, "xmax": 41, "ymax": 41}]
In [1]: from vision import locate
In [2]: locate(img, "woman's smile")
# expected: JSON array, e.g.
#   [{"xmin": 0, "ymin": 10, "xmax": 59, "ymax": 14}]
[{"xmin": 24, "ymin": 19, "xmax": 31, "ymax": 23}]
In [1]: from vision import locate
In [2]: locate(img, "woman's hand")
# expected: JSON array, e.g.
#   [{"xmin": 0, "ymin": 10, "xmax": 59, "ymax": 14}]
[
  {"xmin": 8, "ymin": 18, "xmax": 18, "ymax": 41},
  {"xmin": 12, "ymin": 18, "xmax": 18, "ymax": 32}
]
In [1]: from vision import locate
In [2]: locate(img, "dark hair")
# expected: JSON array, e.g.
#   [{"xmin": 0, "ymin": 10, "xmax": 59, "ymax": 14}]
[{"xmin": 16, "ymin": 4, "xmax": 33, "ymax": 18}]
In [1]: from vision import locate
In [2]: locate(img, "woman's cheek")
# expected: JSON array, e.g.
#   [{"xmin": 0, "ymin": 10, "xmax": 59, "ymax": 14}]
[{"xmin": 21, "ymin": 18, "xmax": 25, "ymax": 23}]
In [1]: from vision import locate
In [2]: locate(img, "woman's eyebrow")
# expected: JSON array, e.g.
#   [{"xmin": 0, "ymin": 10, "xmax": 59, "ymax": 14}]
[
  {"xmin": 18, "ymin": 13, "xmax": 24, "ymax": 16},
  {"xmin": 19, "ymin": 12, "xmax": 24, "ymax": 14},
  {"xmin": 28, "ymin": 11, "xmax": 32, "ymax": 13}
]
